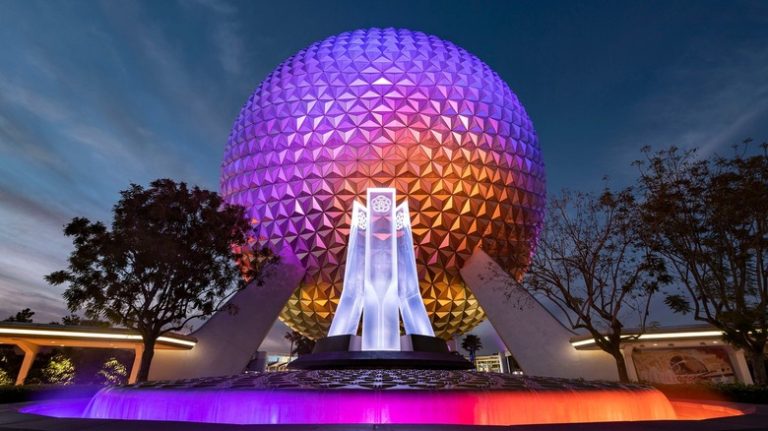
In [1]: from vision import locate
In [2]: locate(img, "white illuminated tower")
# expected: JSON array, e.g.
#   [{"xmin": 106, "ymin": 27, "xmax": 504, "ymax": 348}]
[{"xmin": 328, "ymin": 188, "xmax": 434, "ymax": 350}]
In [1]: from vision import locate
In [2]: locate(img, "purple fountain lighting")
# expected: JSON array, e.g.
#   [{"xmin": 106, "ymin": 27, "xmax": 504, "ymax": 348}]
[{"xmin": 23, "ymin": 371, "xmax": 732, "ymax": 426}]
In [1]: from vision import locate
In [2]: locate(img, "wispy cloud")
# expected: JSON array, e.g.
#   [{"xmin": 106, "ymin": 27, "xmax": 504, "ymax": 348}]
[
  {"xmin": 0, "ymin": 1, "xmax": 243, "ymax": 321},
  {"xmin": 614, "ymin": 42, "xmax": 768, "ymax": 166},
  {"xmin": 0, "ymin": 186, "xmax": 73, "ymax": 322},
  {"xmin": 0, "ymin": 74, "xmax": 70, "ymax": 123},
  {"xmin": 187, "ymin": 0, "xmax": 246, "ymax": 75},
  {"xmin": 213, "ymin": 19, "xmax": 245, "ymax": 76},
  {"xmin": 188, "ymin": 0, "xmax": 238, "ymax": 15}
]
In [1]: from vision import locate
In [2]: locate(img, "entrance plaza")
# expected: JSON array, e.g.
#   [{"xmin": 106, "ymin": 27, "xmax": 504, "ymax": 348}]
[{"xmin": 1, "ymin": 26, "xmax": 766, "ymax": 430}]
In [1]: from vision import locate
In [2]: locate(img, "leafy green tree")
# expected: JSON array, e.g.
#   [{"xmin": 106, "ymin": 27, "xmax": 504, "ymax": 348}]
[
  {"xmin": 461, "ymin": 334, "xmax": 483, "ymax": 363},
  {"xmin": 97, "ymin": 357, "xmax": 128, "ymax": 385},
  {"xmin": 42, "ymin": 353, "xmax": 75, "ymax": 385},
  {"xmin": 3, "ymin": 308, "xmax": 34, "ymax": 323},
  {"xmin": 505, "ymin": 190, "xmax": 668, "ymax": 382},
  {"xmin": 636, "ymin": 142, "xmax": 768, "ymax": 385},
  {"xmin": 0, "ymin": 368, "xmax": 12, "ymax": 386},
  {"xmin": 46, "ymin": 179, "xmax": 277, "ymax": 382}
]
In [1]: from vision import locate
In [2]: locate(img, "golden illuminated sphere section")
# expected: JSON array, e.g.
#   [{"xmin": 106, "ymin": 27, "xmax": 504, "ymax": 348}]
[
  {"xmin": 220, "ymin": 28, "xmax": 546, "ymax": 340},
  {"xmin": 282, "ymin": 243, "xmax": 488, "ymax": 340}
]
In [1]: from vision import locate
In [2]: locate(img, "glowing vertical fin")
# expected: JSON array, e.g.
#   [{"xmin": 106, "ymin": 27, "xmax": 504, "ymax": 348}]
[
  {"xmin": 395, "ymin": 201, "xmax": 435, "ymax": 336},
  {"xmin": 328, "ymin": 188, "xmax": 435, "ymax": 350},
  {"xmin": 328, "ymin": 201, "xmax": 366, "ymax": 337}
]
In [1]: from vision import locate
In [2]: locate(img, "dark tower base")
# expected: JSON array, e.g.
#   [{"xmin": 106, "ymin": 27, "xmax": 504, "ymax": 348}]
[{"xmin": 288, "ymin": 334, "xmax": 474, "ymax": 370}]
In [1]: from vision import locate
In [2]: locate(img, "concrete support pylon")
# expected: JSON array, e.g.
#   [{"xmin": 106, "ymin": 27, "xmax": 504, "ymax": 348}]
[
  {"xmin": 459, "ymin": 249, "xmax": 618, "ymax": 380},
  {"xmin": 14, "ymin": 342, "xmax": 38, "ymax": 385},
  {"xmin": 149, "ymin": 248, "xmax": 305, "ymax": 380},
  {"xmin": 128, "ymin": 344, "xmax": 143, "ymax": 384},
  {"xmin": 725, "ymin": 344, "xmax": 754, "ymax": 384}
]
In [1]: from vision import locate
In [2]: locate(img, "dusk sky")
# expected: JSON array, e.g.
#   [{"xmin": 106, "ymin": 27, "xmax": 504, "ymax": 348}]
[{"xmin": 1, "ymin": 1, "xmax": 767, "ymax": 350}]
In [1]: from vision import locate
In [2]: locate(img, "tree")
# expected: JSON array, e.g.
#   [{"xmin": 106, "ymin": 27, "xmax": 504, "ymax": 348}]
[
  {"xmin": 3, "ymin": 308, "xmax": 34, "ymax": 323},
  {"xmin": 0, "ymin": 368, "xmax": 12, "ymax": 386},
  {"xmin": 59, "ymin": 314, "xmax": 111, "ymax": 327},
  {"xmin": 636, "ymin": 142, "xmax": 768, "ymax": 384},
  {"xmin": 97, "ymin": 357, "xmax": 128, "ymax": 385},
  {"xmin": 42, "ymin": 353, "xmax": 75, "ymax": 385},
  {"xmin": 46, "ymin": 179, "xmax": 278, "ymax": 382},
  {"xmin": 461, "ymin": 334, "xmax": 483, "ymax": 363},
  {"xmin": 0, "ymin": 347, "xmax": 21, "ymax": 383},
  {"xmin": 507, "ymin": 190, "xmax": 668, "ymax": 382},
  {"xmin": 284, "ymin": 331, "xmax": 301, "ymax": 358},
  {"xmin": 294, "ymin": 336, "xmax": 316, "ymax": 357},
  {"xmin": 60, "ymin": 314, "xmax": 81, "ymax": 325},
  {"xmin": 284, "ymin": 331, "xmax": 315, "ymax": 356}
]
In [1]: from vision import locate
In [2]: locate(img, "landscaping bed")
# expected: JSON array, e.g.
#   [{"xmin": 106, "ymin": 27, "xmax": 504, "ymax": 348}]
[{"xmin": 654, "ymin": 383, "xmax": 768, "ymax": 404}]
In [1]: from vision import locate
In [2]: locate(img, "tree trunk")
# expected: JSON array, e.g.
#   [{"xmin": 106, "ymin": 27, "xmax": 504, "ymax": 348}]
[
  {"xmin": 609, "ymin": 349, "xmax": 630, "ymax": 383},
  {"xmin": 748, "ymin": 349, "xmax": 767, "ymax": 385},
  {"xmin": 137, "ymin": 337, "xmax": 157, "ymax": 382}
]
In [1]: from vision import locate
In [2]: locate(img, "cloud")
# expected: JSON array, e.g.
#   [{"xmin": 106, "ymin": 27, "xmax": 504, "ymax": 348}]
[
  {"xmin": 187, "ymin": 0, "xmax": 238, "ymax": 15},
  {"xmin": 0, "ymin": 188, "xmax": 73, "ymax": 323},
  {"xmin": 0, "ymin": 112, "xmax": 67, "ymax": 171},
  {"xmin": 213, "ymin": 20, "xmax": 244, "ymax": 76},
  {"xmin": 0, "ymin": 74, "xmax": 70, "ymax": 124},
  {"xmin": 182, "ymin": 0, "xmax": 245, "ymax": 75},
  {"xmin": 612, "ymin": 42, "xmax": 768, "ymax": 169}
]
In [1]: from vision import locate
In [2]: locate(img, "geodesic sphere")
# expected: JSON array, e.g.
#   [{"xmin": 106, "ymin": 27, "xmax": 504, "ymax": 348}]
[{"xmin": 221, "ymin": 28, "xmax": 546, "ymax": 340}]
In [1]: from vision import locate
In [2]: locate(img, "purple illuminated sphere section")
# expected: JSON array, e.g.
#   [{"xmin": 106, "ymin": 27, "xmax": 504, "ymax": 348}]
[{"xmin": 221, "ymin": 28, "xmax": 546, "ymax": 339}]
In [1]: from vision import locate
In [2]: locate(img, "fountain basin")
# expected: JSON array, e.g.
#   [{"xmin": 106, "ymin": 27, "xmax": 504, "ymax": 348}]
[{"xmin": 18, "ymin": 370, "xmax": 744, "ymax": 426}]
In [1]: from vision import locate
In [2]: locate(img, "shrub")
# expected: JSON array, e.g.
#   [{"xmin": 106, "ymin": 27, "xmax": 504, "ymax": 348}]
[{"xmin": 654, "ymin": 382, "xmax": 768, "ymax": 404}]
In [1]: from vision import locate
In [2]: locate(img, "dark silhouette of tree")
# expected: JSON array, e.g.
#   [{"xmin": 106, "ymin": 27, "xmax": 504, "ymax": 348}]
[
  {"xmin": 285, "ymin": 331, "xmax": 315, "ymax": 356},
  {"xmin": 60, "ymin": 314, "xmax": 80, "ymax": 325},
  {"xmin": 3, "ymin": 308, "xmax": 34, "ymax": 323},
  {"xmin": 636, "ymin": 142, "xmax": 768, "ymax": 384},
  {"xmin": 284, "ymin": 331, "xmax": 301, "ymax": 358},
  {"xmin": 461, "ymin": 334, "xmax": 483, "ymax": 363},
  {"xmin": 506, "ymin": 189, "xmax": 668, "ymax": 382},
  {"xmin": 59, "ymin": 314, "xmax": 111, "ymax": 327},
  {"xmin": 46, "ymin": 179, "xmax": 277, "ymax": 382}
]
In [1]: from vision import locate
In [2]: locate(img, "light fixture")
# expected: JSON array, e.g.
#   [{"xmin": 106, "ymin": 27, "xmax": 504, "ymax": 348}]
[
  {"xmin": 571, "ymin": 330, "xmax": 724, "ymax": 348},
  {"xmin": 0, "ymin": 328, "xmax": 196, "ymax": 348}
]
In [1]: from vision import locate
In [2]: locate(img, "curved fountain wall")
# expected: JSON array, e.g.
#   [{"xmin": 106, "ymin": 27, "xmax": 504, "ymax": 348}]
[{"xmin": 52, "ymin": 371, "xmax": 684, "ymax": 426}]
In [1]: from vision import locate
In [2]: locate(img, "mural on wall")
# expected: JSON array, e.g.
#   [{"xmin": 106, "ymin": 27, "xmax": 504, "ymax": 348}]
[{"xmin": 632, "ymin": 347, "xmax": 735, "ymax": 384}]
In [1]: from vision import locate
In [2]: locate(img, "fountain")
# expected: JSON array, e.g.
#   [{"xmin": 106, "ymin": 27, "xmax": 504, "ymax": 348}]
[
  {"xmin": 8, "ymin": 28, "xmax": 750, "ymax": 429},
  {"xmin": 18, "ymin": 370, "xmax": 743, "ymax": 426},
  {"xmin": 16, "ymin": 189, "xmax": 743, "ymax": 427}
]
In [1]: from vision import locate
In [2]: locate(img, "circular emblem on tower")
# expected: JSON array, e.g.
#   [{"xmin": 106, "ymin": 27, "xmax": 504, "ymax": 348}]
[
  {"xmin": 221, "ymin": 28, "xmax": 546, "ymax": 339},
  {"xmin": 371, "ymin": 196, "xmax": 392, "ymax": 213}
]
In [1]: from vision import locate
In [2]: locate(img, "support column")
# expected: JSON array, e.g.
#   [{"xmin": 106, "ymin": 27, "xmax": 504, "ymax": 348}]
[
  {"xmin": 14, "ymin": 342, "xmax": 39, "ymax": 386},
  {"xmin": 460, "ymin": 249, "xmax": 618, "ymax": 380},
  {"xmin": 149, "ymin": 248, "xmax": 305, "ymax": 380},
  {"xmin": 623, "ymin": 345, "xmax": 639, "ymax": 382},
  {"xmin": 128, "ymin": 344, "xmax": 144, "ymax": 384},
  {"xmin": 724, "ymin": 345, "xmax": 754, "ymax": 384}
]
